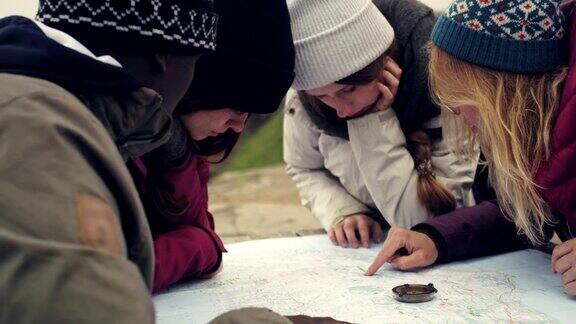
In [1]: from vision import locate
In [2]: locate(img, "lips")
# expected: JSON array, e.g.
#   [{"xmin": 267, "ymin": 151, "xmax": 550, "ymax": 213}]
[
  {"xmin": 346, "ymin": 92, "xmax": 383, "ymax": 119},
  {"xmin": 347, "ymin": 102, "xmax": 376, "ymax": 119},
  {"xmin": 208, "ymin": 127, "xmax": 229, "ymax": 137}
]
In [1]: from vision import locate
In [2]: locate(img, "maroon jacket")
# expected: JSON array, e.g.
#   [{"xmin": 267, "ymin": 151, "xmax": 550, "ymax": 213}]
[
  {"xmin": 415, "ymin": 3, "xmax": 576, "ymax": 262},
  {"xmin": 535, "ymin": 0, "xmax": 576, "ymax": 233},
  {"xmin": 130, "ymin": 151, "xmax": 225, "ymax": 292}
]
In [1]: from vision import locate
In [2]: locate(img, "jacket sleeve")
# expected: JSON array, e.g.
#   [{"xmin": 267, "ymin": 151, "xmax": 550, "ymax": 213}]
[
  {"xmin": 142, "ymin": 151, "xmax": 226, "ymax": 292},
  {"xmin": 0, "ymin": 92, "xmax": 153, "ymax": 323},
  {"xmin": 283, "ymin": 93, "xmax": 372, "ymax": 230},
  {"xmin": 413, "ymin": 201, "xmax": 530, "ymax": 262},
  {"xmin": 347, "ymin": 109, "xmax": 477, "ymax": 228},
  {"xmin": 153, "ymin": 225, "xmax": 222, "ymax": 292}
]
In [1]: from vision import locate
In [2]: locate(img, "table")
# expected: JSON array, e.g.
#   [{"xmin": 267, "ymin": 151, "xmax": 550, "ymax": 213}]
[{"xmin": 154, "ymin": 235, "xmax": 575, "ymax": 323}]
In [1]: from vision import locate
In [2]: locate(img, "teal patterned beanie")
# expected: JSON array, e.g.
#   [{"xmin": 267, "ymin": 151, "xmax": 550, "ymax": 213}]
[{"xmin": 432, "ymin": 0, "xmax": 566, "ymax": 73}]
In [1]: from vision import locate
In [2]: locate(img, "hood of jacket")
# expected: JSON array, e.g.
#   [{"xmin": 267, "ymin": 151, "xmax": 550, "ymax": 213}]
[{"xmin": 0, "ymin": 16, "xmax": 172, "ymax": 159}]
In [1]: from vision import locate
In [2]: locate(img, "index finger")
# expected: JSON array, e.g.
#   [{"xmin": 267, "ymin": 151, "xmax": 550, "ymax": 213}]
[
  {"xmin": 382, "ymin": 70, "xmax": 400, "ymax": 97},
  {"xmin": 357, "ymin": 219, "xmax": 371, "ymax": 248},
  {"xmin": 375, "ymin": 83, "xmax": 394, "ymax": 110},
  {"xmin": 384, "ymin": 58, "xmax": 402, "ymax": 80},
  {"xmin": 328, "ymin": 228, "xmax": 337, "ymax": 246},
  {"xmin": 365, "ymin": 236, "xmax": 405, "ymax": 276}
]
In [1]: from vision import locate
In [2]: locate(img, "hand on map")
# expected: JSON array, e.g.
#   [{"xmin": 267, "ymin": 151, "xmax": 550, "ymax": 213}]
[
  {"xmin": 286, "ymin": 315, "xmax": 351, "ymax": 324},
  {"xmin": 364, "ymin": 227, "xmax": 438, "ymax": 276},
  {"xmin": 328, "ymin": 214, "xmax": 383, "ymax": 248},
  {"xmin": 552, "ymin": 238, "xmax": 576, "ymax": 296},
  {"xmin": 374, "ymin": 57, "xmax": 402, "ymax": 112}
]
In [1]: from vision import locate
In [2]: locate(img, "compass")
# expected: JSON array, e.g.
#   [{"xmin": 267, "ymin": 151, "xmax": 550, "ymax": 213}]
[{"xmin": 392, "ymin": 283, "xmax": 437, "ymax": 303}]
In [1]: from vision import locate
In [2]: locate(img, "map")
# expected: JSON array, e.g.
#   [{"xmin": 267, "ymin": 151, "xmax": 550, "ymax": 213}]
[{"xmin": 154, "ymin": 235, "xmax": 575, "ymax": 323}]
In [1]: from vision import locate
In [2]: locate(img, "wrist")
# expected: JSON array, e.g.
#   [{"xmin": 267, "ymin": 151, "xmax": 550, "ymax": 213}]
[
  {"xmin": 412, "ymin": 224, "xmax": 446, "ymax": 264},
  {"xmin": 207, "ymin": 251, "xmax": 223, "ymax": 274}
]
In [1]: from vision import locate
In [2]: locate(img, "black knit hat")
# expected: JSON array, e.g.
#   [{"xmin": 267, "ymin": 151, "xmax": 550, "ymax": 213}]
[
  {"xmin": 178, "ymin": 0, "xmax": 295, "ymax": 115},
  {"xmin": 36, "ymin": 0, "xmax": 219, "ymax": 54}
]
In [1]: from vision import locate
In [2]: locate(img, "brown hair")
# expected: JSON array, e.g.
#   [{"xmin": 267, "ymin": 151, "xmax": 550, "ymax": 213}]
[
  {"xmin": 193, "ymin": 128, "xmax": 242, "ymax": 163},
  {"xmin": 174, "ymin": 93, "xmax": 245, "ymax": 164},
  {"xmin": 405, "ymin": 131, "xmax": 456, "ymax": 215},
  {"xmin": 143, "ymin": 122, "xmax": 242, "ymax": 228},
  {"xmin": 301, "ymin": 41, "xmax": 456, "ymax": 216},
  {"xmin": 428, "ymin": 43, "xmax": 567, "ymax": 243}
]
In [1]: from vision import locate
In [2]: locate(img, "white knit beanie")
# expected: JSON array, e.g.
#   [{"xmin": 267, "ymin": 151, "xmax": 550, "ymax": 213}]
[{"xmin": 287, "ymin": 0, "xmax": 395, "ymax": 91}]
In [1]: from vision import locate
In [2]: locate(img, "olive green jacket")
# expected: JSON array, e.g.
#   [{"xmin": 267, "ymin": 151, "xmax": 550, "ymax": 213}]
[{"xmin": 0, "ymin": 73, "xmax": 170, "ymax": 323}]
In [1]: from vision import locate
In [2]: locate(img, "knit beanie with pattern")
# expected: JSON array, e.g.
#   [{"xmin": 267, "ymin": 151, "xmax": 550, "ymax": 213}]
[
  {"xmin": 287, "ymin": 0, "xmax": 395, "ymax": 90},
  {"xmin": 432, "ymin": 0, "xmax": 566, "ymax": 73},
  {"xmin": 36, "ymin": 0, "xmax": 219, "ymax": 54}
]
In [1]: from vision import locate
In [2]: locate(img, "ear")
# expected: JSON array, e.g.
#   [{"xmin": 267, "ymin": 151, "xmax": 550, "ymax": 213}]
[{"xmin": 150, "ymin": 53, "xmax": 168, "ymax": 74}]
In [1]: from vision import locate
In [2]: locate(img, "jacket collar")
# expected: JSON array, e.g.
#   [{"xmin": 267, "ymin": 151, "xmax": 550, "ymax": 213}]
[{"xmin": 76, "ymin": 89, "xmax": 172, "ymax": 161}]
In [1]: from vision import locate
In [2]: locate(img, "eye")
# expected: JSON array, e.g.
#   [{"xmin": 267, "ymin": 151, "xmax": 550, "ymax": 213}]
[{"xmin": 341, "ymin": 85, "xmax": 356, "ymax": 94}]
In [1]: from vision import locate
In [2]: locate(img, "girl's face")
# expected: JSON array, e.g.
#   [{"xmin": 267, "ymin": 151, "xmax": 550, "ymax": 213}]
[
  {"xmin": 181, "ymin": 108, "xmax": 248, "ymax": 140},
  {"xmin": 305, "ymin": 81, "xmax": 381, "ymax": 119}
]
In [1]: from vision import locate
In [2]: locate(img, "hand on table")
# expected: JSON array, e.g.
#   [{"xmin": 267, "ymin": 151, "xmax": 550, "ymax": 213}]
[
  {"xmin": 552, "ymin": 238, "xmax": 576, "ymax": 296},
  {"xmin": 365, "ymin": 227, "xmax": 438, "ymax": 276},
  {"xmin": 328, "ymin": 214, "xmax": 383, "ymax": 249}
]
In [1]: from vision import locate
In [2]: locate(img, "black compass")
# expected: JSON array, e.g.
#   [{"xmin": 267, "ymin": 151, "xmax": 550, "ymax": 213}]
[{"xmin": 392, "ymin": 283, "xmax": 438, "ymax": 303}]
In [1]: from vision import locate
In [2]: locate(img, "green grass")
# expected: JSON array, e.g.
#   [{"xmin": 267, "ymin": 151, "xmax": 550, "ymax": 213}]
[{"xmin": 217, "ymin": 110, "xmax": 284, "ymax": 174}]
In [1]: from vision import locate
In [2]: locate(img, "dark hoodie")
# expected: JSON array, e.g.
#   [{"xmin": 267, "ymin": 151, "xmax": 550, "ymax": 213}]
[{"xmin": 0, "ymin": 16, "xmax": 172, "ymax": 159}]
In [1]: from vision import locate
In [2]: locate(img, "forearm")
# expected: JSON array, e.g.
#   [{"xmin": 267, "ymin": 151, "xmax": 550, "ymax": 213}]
[
  {"xmin": 153, "ymin": 226, "xmax": 224, "ymax": 293},
  {"xmin": 413, "ymin": 201, "xmax": 529, "ymax": 263},
  {"xmin": 286, "ymin": 164, "xmax": 371, "ymax": 230}
]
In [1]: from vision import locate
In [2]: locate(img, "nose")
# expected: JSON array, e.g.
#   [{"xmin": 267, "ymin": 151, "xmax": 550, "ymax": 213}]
[
  {"xmin": 333, "ymin": 98, "xmax": 355, "ymax": 118},
  {"xmin": 228, "ymin": 115, "xmax": 247, "ymax": 133}
]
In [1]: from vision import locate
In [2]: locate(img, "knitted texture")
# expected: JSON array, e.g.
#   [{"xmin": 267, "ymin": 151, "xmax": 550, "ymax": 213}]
[
  {"xmin": 287, "ymin": 0, "xmax": 394, "ymax": 90},
  {"xmin": 36, "ymin": 0, "xmax": 218, "ymax": 52},
  {"xmin": 432, "ymin": 0, "xmax": 566, "ymax": 73}
]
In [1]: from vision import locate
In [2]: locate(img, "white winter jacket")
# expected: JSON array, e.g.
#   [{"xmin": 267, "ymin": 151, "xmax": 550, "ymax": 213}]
[{"xmin": 283, "ymin": 90, "xmax": 477, "ymax": 230}]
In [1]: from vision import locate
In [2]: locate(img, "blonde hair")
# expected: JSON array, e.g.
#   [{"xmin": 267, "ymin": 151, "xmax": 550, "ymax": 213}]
[{"xmin": 428, "ymin": 44, "xmax": 567, "ymax": 244}]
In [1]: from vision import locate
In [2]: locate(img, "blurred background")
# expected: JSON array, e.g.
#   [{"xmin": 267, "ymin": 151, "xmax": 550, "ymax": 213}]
[{"xmin": 0, "ymin": 0, "xmax": 452, "ymax": 242}]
